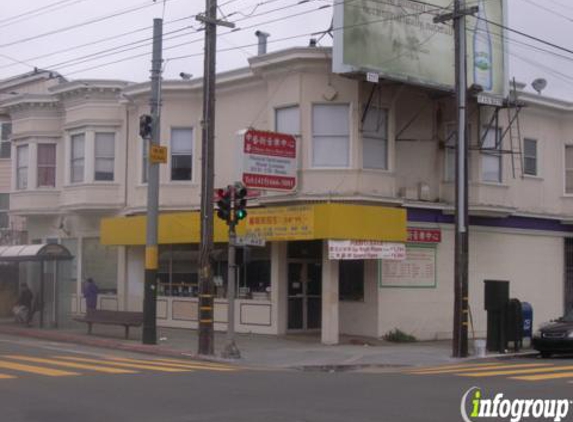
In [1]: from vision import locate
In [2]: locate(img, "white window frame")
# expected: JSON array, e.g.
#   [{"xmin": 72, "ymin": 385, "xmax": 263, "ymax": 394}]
[
  {"xmin": 0, "ymin": 122, "xmax": 11, "ymax": 159},
  {"xmin": 94, "ymin": 132, "xmax": 115, "ymax": 182},
  {"xmin": 362, "ymin": 106, "xmax": 388, "ymax": 170},
  {"xmin": 170, "ymin": 127, "xmax": 194, "ymax": 182},
  {"xmin": 565, "ymin": 145, "xmax": 573, "ymax": 195},
  {"xmin": 0, "ymin": 193, "xmax": 8, "ymax": 229},
  {"xmin": 37, "ymin": 143, "xmax": 56, "ymax": 188},
  {"xmin": 70, "ymin": 133, "xmax": 85, "ymax": 184},
  {"xmin": 523, "ymin": 138, "xmax": 538, "ymax": 177},
  {"xmin": 275, "ymin": 105, "xmax": 301, "ymax": 168},
  {"xmin": 311, "ymin": 103, "xmax": 351, "ymax": 169},
  {"xmin": 16, "ymin": 144, "xmax": 28, "ymax": 190},
  {"xmin": 480, "ymin": 125, "xmax": 502, "ymax": 183}
]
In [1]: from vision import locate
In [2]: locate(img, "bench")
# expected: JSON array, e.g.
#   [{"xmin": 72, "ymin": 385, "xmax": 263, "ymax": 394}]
[{"xmin": 74, "ymin": 310, "xmax": 144, "ymax": 339}]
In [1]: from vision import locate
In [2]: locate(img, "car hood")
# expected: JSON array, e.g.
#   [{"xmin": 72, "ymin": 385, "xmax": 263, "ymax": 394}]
[{"xmin": 541, "ymin": 321, "xmax": 573, "ymax": 333}]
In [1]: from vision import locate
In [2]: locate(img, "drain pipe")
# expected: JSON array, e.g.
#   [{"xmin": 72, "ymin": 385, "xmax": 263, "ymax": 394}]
[{"xmin": 255, "ymin": 31, "xmax": 270, "ymax": 55}]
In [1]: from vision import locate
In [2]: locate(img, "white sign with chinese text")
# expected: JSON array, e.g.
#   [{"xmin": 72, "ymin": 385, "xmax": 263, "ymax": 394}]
[
  {"xmin": 328, "ymin": 240, "xmax": 406, "ymax": 261},
  {"xmin": 380, "ymin": 246, "xmax": 436, "ymax": 288}
]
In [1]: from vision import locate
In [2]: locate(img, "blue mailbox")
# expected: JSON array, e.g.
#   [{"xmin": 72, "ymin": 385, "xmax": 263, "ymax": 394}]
[{"xmin": 522, "ymin": 302, "xmax": 533, "ymax": 339}]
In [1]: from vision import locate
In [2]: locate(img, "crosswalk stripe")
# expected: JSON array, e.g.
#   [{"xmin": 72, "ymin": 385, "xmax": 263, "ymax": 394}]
[
  {"xmin": 147, "ymin": 358, "xmax": 236, "ymax": 370},
  {"xmin": 408, "ymin": 363, "xmax": 540, "ymax": 375},
  {"xmin": 406, "ymin": 363, "xmax": 503, "ymax": 374},
  {"xmin": 0, "ymin": 374, "xmax": 16, "ymax": 379},
  {"xmin": 512, "ymin": 371, "xmax": 573, "ymax": 381},
  {"xmin": 0, "ymin": 360, "xmax": 79, "ymax": 377},
  {"xmin": 3, "ymin": 355, "xmax": 137, "ymax": 374},
  {"xmin": 459, "ymin": 364, "xmax": 571, "ymax": 377},
  {"xmin": 414, "ymin": 363, "xmax": 552, "ymax": 375},
  {"xmin": 54, "ymin": 356, "xmax": 193, "ymax": 373},
  {"xmin": 106, "ymin": 357, "xmax": 237, "ymax": 372},
  {"xmin": 407, "ymin": 363, "xmax": 509, "ymax": 373}
]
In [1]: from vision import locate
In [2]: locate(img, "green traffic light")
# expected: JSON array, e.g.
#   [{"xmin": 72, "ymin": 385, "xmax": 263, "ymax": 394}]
[{"xmin": 236, "ymin": 209, "xmax": 247, "ymax": 220}]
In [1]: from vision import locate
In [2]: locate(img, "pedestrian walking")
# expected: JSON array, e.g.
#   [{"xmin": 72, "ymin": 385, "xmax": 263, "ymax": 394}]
[{"xmin": 83, "ymin": 278, "xmax": 99, "ymax": 314}]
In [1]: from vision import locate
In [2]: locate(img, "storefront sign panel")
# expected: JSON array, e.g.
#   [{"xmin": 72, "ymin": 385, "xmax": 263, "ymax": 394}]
[
  {"xmin": 328, "ymin": 240, "xmax": 406, "ymax": 260},
  {"xmin": 407, "ymin": 228, "xmax": 441, "ymax": 243},
  {"xmin": 380, "ymin": 246, "xmax": 436, "ymax": 288},
  {"xmin": 245, "ymin": 205, "xmax": 314, "ymax": 241},
  {"xmin": 240, "ymin": 129, "xmax": 297, "ymax": 192}
]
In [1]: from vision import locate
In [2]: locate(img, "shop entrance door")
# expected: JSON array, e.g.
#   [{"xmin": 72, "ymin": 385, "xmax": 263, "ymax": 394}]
[{"xmin": 287, "ymin": 261, "xmax": 322, "ymax": 330}]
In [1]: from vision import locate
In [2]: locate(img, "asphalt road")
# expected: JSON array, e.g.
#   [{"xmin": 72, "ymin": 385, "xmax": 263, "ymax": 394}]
[{"xmin": 0, "ymin": 334, "xmax": 572, "ymax": 422}]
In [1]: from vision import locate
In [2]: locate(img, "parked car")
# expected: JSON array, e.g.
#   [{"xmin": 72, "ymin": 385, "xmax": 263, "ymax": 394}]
[{"xmin": 533, "ymin": 310, "xmax": 573, "ymax": 358}]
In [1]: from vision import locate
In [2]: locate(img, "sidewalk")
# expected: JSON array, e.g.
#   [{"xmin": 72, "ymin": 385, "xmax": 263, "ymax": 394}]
[{"xmin": 0, "ymin": 320, "xmax": 536, "ymax": 370}]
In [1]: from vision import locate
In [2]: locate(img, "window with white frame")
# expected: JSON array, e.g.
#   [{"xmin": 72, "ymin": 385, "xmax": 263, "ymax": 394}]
[
  {"xmin": 276, "ymin": 106, "xmax": 300, "ymax": 136},
  {"xmin": 16, "ymin": 145, "xmax": 28, "ymax": 190},
  {"xmin": 70, "ymin": 133, "xmax": 85, "ymax": 183},
  {"xmin": 37, "ymin": 144, "xmax": 56, "ymax": 187},
  {"xmin": 94, "ymin": 132, "xmax": 115, "ymax": 181},
  {"xmin": 362, "ymin": 106, "xmax": 388, "ymax": 170},
  {"xmin": 481, "ymin": 126, "xmax": 502, "ymax": 183},
  {"xmin": 523, "ymin": 138, "xmax": 537, "ymax": 176},
  {"xmin": 171, "ymin": 128, "xmax": 193, "ymax": 181},
  {"xmin": 312, "ymin": 104, "xmax": 350, "ymax": 168},
  {"xmin": 565, "ymin": 145, "xmax": 573, "ymax": 194},
  {"xmin": 0, "ymin": 194, "xmax": 8, "ymax": 229},
  {"xmin": 0, "ymin": 122, "xmax": 11, "ymax": 159}
]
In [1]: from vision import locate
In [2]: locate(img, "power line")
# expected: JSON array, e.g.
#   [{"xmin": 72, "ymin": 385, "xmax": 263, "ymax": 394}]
[
  {"xmin": 521, "ymin": 0, "xmax": 573, "ymax": 24},
  {"xmin": 0, "ymin": 0, "xmax": 181, "ymax": 49},
  {"xmin": 0, "ymin": 0, "xmax": 91, "ymax": 30},
  {"xmin": 0, "ymin": 0, "xmax": 77, "ymax": 25}
]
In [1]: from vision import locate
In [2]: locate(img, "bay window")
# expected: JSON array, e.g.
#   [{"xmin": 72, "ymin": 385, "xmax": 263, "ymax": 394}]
[
  {"xmin": 312, "ymin": 104, "xmax": 350, "ymax": 168},
  {"xmin": 94, "ymin": 132, "xmax": 115, "ymax": 181},
  {"xmin": 37, "ymin": 144, "xmax": 56, "ymax": 187},
  {"xmin": 70, "ymin": 134, "xmax": 85, "ymax": 183}
]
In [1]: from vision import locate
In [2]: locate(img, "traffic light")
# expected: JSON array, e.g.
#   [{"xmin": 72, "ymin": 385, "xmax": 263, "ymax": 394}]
[
  {"xmin": 234, "ymin": 183, "xmax": 248, "ymax": 224},
  {"xmin": 139, "ymin": 114, "xmax": 153, "ymax": 139},
  {"xmin": 216, "ymin": 187, "xmax": 232, "ymax": 224}
]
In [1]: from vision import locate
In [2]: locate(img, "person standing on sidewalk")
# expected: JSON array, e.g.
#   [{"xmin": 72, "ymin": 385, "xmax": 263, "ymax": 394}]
[
  {"xmin": 83, "ymin": 278, "xmax": 99, "ymax": 314},
  {"xmin": 13, "ymin": 283, "xmax": 34, "ymax": 325}
]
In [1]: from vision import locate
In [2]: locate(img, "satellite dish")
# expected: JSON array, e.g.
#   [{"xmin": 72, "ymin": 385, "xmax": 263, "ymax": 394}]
[{"xmin": 531, "ymin": 78, "xmax": 547, "ymax": 95}]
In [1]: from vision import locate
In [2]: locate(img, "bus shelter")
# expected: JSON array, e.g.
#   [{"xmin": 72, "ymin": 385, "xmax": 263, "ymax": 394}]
[{"xmin": 0, "ymin": 244, "xmax": 73, "ymax": 328}]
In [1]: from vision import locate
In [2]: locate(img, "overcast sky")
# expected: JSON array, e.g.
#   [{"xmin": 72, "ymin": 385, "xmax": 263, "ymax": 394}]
[{"xmin": 0, "ymin": 0, "xmax": 571, "ymax": 100}]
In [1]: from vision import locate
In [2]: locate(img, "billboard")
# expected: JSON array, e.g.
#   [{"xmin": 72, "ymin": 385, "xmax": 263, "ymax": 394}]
[{"xmin": 333, "ymin": 0, "xmax": 506, "ymax": 97}]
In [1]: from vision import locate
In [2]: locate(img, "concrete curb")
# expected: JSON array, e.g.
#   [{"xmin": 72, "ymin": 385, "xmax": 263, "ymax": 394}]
[{"xmin": 0, "ymin": 324, "xmax": 235, "ymax": 364}]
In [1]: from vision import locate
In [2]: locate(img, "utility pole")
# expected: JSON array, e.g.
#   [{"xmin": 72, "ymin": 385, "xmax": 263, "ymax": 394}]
[
  {"xmin": 435, "ymin": 1, "xmax": 477, "ymax": 358},
  {"xmin": 142, "ymin": 18, "xmax": 163, "ymax": 345},
  {"xmin": 196, "ymin": 1, "xmax": 234, "ymax": 356}
]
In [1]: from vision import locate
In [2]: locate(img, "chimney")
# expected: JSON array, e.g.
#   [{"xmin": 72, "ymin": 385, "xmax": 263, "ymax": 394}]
[{"xmin": 255, "ymin": 31, "xmax": 270, "ymax": 55}]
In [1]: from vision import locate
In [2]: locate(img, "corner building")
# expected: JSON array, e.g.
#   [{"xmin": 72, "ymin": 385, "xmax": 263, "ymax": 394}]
[{"xmin": 3, "ymin": 47, "xmax": 573, "ymax": 343}]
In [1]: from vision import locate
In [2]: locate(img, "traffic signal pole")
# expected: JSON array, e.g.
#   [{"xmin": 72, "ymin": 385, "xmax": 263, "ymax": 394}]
[
  {"xmin": 142, "ymin": 18, "xmax": 163, "ymax": 345},
  {"xmin": 222, "ymin": 186, "xmax": 241, "ymax": 359}
]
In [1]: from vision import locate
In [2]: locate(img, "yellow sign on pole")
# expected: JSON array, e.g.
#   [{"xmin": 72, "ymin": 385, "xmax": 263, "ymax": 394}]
[{"xmin": 150, "ymin": 145, "xmax": 168, "ymax": 164}]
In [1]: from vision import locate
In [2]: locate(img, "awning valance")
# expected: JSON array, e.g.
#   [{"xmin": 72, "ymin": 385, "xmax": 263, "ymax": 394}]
[
  {"xmin": 0, "ymin": 243, "xmax": 73, "ymax": 262},
  {"xmin": 100, "ymin": 203, "xmax": 407, "ymax": 246}
]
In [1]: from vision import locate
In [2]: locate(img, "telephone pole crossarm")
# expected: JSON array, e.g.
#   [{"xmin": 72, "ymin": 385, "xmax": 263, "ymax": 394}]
[{"xmin": 433, "ymin": 6, "xmax": 477, "ymax": 24}]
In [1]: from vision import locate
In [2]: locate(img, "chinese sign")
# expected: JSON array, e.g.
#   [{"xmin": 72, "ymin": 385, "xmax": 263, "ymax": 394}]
[
  {"xmin": 380, "ymin": 246, "xmax": 436, "ymax": 288},
  {"xmin": 150, "ymin": 145, "xmax": 167, "ymax": 164},
  {"xmin": 245, "ymin": 205, "xmax": 313, "ymax": 241},
  {"xmin": 328, "ymin": 240, "xmax": 406, "ymax": 260},
  {"xmin": 240, "ymin": 129, "xmax": 297, "ymax": 192},
  {"xmin": 407, "ymin": 228, "xmax": 441, "ymax": 244}
]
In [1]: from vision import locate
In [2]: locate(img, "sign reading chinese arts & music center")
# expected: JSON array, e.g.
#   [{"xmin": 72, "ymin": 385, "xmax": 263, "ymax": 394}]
[{"xmin": 238, "ymin": 129, "xmax": 297, "ymax": 192}]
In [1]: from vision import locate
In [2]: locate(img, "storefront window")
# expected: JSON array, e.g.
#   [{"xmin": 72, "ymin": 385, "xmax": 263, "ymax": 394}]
[
  {"xmin": 157, "ymin": 243, "xmax": 271, "ymax": 300},
  {"xmin": 82, "ymin": 238, "xmax": 117, "ymax": 294},
  {"xmin": 339, "ymin": 260, "xmax": 364, "ymax": 301},
  {"xmin": 238, "ymin": 245, "xmax": 271, "ymax": 299}
]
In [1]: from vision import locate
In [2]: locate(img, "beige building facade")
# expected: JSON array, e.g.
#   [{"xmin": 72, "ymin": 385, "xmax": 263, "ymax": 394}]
[{"xmin": 2, "ymin": 47, "xmax": 573, "ymax": 343}]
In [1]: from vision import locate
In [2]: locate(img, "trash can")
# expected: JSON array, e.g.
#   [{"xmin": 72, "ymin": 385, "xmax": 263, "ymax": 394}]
[
  {"xmin": 521, "ymin": 301, "xmax": 533, "ymax": 348},
  {"xmin": 474, "ymin": 339, "xmax": 487, "ymax": 358},
  {"xmin": 505, "ymin": 298, "xmax": 523, "ymax": 352}
]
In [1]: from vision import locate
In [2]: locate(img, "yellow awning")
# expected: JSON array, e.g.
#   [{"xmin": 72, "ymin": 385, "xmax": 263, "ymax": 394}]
[{"xmin": 100, "ymin": 203, "xmax": 407, "ymax": 245}]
